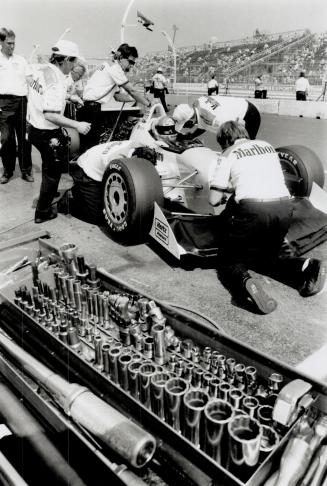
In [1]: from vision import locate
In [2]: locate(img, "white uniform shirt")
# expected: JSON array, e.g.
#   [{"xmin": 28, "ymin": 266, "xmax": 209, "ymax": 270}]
[
  {"xmin": 295, "ymin": 77, "xmax": 310, "ymax": 93},
  {"xmin": 27, "ymin": 63, "xmax": 67, "ymax": 130},
  {"xmin": 152, "ymin": 73, "xmax": 167, "ymax": 90},
  {"xmin": 194, "ymin": 96, "xmax": 248, "ymax": 132},
  {"xmin": 209, "ymin": 138, "xmax": 290, "ymax": 202},
  {"xmin": 254, "ymin": 77, "xmax": 262, "ymax": 88},
  {"xmin": 83, "ymin": 61, "xmax": 128, "ymax": 104},
  {"xmin": 0, "ymin": 51, "xmax": 32, "ymax": 96},
  {"xmin": 207, "ymin": 79, "xmax": 219, "ymax": 89}
]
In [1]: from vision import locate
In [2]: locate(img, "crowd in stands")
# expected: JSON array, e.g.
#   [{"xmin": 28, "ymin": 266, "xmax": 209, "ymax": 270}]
[{"xmin": 134, "ymin": 30, "xmax": 327, "ymax": 88}]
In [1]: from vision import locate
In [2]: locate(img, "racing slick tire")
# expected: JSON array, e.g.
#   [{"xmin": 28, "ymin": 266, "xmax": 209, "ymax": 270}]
[
  {"xmin": 276, "ymin": 145, "xmax": 325, "ymax": 196},
  {"xmin": 102, "ymin": 157, "xmax": 164, "ymax": 244}
]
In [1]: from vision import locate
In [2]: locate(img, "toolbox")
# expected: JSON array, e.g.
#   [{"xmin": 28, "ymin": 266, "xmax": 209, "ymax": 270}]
[{"xmin": 0, "ymin": 236, "xmax": 326, "ymax": 486}]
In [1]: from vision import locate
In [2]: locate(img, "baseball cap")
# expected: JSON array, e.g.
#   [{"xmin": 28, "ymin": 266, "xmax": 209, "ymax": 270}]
[
  {"xmin": 52, "ymin": 40, "xmax": 85, "ymax": 62},
  {"xmin": 157, "ymin": 67, "xmax": 163, "ymax": 72},
  {"xmin": 173, "ymin": 104, "xmax": 195, "ymax": 131}
]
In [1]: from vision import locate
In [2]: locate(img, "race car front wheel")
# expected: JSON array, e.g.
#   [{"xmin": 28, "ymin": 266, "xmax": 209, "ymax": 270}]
[
  {"xmin": 276, "ymin": 145, "xmax": 325, "ymax": 196},
  {"xmin": 102, "ymin": 157, "xmax": 164, "ymax": 244}
]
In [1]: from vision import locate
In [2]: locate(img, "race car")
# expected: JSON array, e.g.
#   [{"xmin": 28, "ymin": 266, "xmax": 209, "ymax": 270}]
[{"xmin": 98, "ymin": 103, "xmax": 326, "ymax": 260}]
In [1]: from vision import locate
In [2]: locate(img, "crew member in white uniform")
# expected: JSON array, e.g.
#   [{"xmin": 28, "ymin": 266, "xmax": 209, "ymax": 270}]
[
  {"xmin": 79, "ymin": 43, "xmax": 152, "ymax": 152},
  {"xmin": 0, "ymin": 27, "xmax": 33, "ymax": 183},
  {"xmin": 152, "ymin": 67, "xmax": 168, "ymax": 112},
  {"xmin": 173, "ymin": 95, "xmax": 261, "ymax": 140},
  {"xmin": 207, "ymin": 74, "xmax": 219, "ymax": 96},
  {"xmin": 209, "ymin": 120, "xmax": 326, "ymax": 314},
  {"xmin": 28, "ymin": 40, "xmax": 91, "ymax": 223},
  {"xmin": 295, "ymin": 72, "xmax": 310, "ymax": 101}
]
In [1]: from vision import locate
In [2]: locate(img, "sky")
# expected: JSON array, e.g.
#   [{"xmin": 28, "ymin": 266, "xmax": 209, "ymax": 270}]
[{"xmin": 1, "ymin": 0, "xmax": 327, "ymax": 59}]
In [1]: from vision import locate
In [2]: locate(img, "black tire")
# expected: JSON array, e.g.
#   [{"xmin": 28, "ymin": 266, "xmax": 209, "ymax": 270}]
[
  {"xmin": 102, "ymin": 157, "xmax": 164, "ymax": 243},
  {"xmin": 276, "ymin": 145, "xmax": 325, "ymax": 196}
]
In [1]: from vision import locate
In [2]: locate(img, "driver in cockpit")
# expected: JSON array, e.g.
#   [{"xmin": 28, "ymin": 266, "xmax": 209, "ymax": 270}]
[{"xmin": 150, "ymin": 115, "xmax": 178, "ymax": 143}]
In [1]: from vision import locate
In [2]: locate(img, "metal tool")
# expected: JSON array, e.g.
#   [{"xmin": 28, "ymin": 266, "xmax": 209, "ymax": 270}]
[
  {"xmin": 0, "ymin": 332, "xmax": 156, "ymax": 468},
  {"xmin": 203, "ymin": 398, "xmax": 234, "ymax": 466},
  {"xmin": 183, "ymin": 389, "xmax": 210, "ymax": 447}
]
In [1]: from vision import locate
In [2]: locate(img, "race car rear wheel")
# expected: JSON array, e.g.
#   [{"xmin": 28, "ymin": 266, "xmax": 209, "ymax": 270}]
[
  {"xmin": 102, "ymin": 157, "xmax": 164, "ymax": 243},
  {"xmin": 276, "ymin": 145, "xmax": 325, "ymax": 196}
]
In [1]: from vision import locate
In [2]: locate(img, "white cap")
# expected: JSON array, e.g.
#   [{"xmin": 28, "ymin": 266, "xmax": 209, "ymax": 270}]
[
  {"xmin": 173, "ymin": 104, "xmax": 195, "ymax": 131},
  {"xmin": 52, "ymin": 40, "xmax": 85, "ymax": 62},
  {"xmin": 157, "ymin": 67, "xmax": 163, "ymax": 72}
]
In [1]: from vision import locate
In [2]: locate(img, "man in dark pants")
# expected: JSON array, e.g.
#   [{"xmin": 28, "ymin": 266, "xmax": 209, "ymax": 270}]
[
  {"xmin": 295, "ymin": 72, "xmax": 310, "ymax": 101},
  {"xmin": 209, "ymin": 121, "xmax": 326, "ymax": 314},
  {"xmin": 27, "ymin": 40, "xmax": 91, "ymax": 223},
  {"xmin": 152, "ymin": 67, "xmax": 168, "ymax": 112},
  {"xmin": 0, "ymin": 27, "xmax": 33, "ymax": 184}
]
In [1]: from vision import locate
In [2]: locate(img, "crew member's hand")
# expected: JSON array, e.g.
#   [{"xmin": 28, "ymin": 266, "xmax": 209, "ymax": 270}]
[{"xmin": 77, "ymin": 122, "xmax": 91, "ymax": 135}]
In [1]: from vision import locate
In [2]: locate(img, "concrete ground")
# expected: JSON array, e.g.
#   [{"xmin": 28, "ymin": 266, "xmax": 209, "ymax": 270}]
[{"xmin": 0, "ymin": 112, "xmax": 326, "ymax": 375}]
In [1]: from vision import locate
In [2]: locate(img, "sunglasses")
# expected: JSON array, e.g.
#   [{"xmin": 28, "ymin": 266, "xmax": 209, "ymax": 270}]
[{"xmin": 124, "ymin": 58, "xmax": 135, "ymax": 66}]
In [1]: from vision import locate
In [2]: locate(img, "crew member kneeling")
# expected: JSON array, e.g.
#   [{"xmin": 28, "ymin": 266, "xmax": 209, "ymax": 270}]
[{"xmin": 209, "ymin": 121, "xmax": 326, "ymax": 314}]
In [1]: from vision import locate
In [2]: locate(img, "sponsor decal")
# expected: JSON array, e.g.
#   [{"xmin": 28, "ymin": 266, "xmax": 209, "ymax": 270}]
[
  {"xmin": 109, "ymin": 162, "xmax": 122, "ymax": 171},
  {"xmin": 234, "ymin": 144, "xmax": 276, "ymax": 159},
  {"xmin": 277, "ymin": 151, "xmax": 298, "ymax": 166},
  {"xmin": 103, "ymin": 210, "xmax": 127, "ymax": 231},
  {"xmin": 154, "ymin": 218, "xmax": 169, "ymax": 245},
  {"xmin": 29, "ymin": 78, "xmax": 43, "ymax": 94},
  {"xmin": 102, "ymin": 141, "xmax": 123, "ymax": 155},
  {"xmin": 203, "ymin": 96, "xmax": 220, "ymax": 110}
]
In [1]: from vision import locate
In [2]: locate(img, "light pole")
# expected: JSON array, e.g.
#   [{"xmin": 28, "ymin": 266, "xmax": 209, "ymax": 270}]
[
  {"xmin": 57, "ymin": 28, "xmax": 71, "ymax": 43},
  {"xmin": 120, "ymin": 0, "xmax": 137, "ymax": 43},
  {"xmin": 161, "ymin": 30, "xmax": 177, "ymax": 88},
  {"xmin": 28, "ymin": 44, "xmax": 40, "ymax": 63}
]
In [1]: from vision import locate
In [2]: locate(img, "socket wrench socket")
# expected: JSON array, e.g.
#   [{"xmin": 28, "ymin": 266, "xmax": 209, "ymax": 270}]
[
  {"xmin": 164, "ymin": 377, "xmax": 189, "ymax": 433},
  {"xmin": 150, "ymin": 372, "xmax": 171, "ymax": 419},
  {"xmin": 183, "ymin": 389, "xmax": 210, "ymax": 447},
  {"xmin": 204, "ymin": 398, "xmax": 234, "ymax": 466}
]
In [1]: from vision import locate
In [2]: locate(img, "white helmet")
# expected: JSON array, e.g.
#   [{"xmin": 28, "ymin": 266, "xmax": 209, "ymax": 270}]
[
  {"xmin": 152, "ymin": 116, "xmax": 177, "ymax": 142},
  {"xmin": 173, "ymin": 104, "xmax": 195, "ymax": 131}
]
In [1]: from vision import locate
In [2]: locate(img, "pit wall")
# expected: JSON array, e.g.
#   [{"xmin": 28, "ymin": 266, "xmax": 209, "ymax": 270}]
[{"xmin": 166, "ymin": 93, "xmax": 327, "ymax": 120}]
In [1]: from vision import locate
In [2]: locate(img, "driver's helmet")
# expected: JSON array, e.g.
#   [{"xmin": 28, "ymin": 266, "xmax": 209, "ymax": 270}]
[{"xmin": 152, "ymin": 116, "xmax": 177, "ymax": 142}]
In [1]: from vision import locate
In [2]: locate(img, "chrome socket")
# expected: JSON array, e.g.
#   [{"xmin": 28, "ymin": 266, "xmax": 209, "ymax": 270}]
[
  {"xmin": 150, "ymin": 372, "xmax": 171, "ymax": 419},
  {"xmin": 204, "ymin": 399, "xmax": 234, "ymax": 466},
  {"xmin": 164, "ymin": 377, "xmax": 189, "ymax": 433},
  {"xmin": 139, "ymin": 363, "xmax": 157, "ymax": 409},
  {"xmin": 118, "ymin": 353, "xmax": 133, "ymax": 391},
  {"xmin": 183, "ymin": 389, "xmax": 210, "ymax": 447}
]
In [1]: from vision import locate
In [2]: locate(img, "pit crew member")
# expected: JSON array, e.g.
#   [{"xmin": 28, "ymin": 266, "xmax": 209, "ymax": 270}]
[
  {"xmin": 79, "ymin": 43, "xmax": 153, "ymax": 152},
  {"xmin": 209, "ymin": 121, "xmax": 326, "ymax": 314},
  {"xmin": 173, "ymin": 95, "xmax": 261, "ymax": 141},
  {"xmin": 28, "ymin": 40, "xmax": 91, "ymax": 224},
  {"xmin": 0, "ymin": 28, "xmax": 33, "ymax": 184}
]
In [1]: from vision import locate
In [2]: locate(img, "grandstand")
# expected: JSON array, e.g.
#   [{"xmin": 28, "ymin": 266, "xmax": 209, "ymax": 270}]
[
  {"xmin": 35, "ymin": 29, "xmax": 327, "ymax": 100},
  {"xmin": 135, "ymin": 29, "xmax": 327, "ymax": 96}
]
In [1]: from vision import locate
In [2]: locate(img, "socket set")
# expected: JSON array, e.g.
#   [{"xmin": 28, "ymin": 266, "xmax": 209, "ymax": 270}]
[{"xmin": 1, "ymin": 239, "xmax": 327, "ymax": 486}]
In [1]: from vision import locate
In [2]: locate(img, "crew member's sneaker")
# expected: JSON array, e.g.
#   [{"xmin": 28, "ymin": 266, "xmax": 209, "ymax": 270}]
[
  {"xmin": 299, "ymin": 259, "xmax": 326, "ymax": 297},
  {"xmin": 244, "ymin": 277, "xmax": 277, "ymax": 314},
  {"xmin": 22, "ymin": 173, "xmax": 34, "ymax": 182}
]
